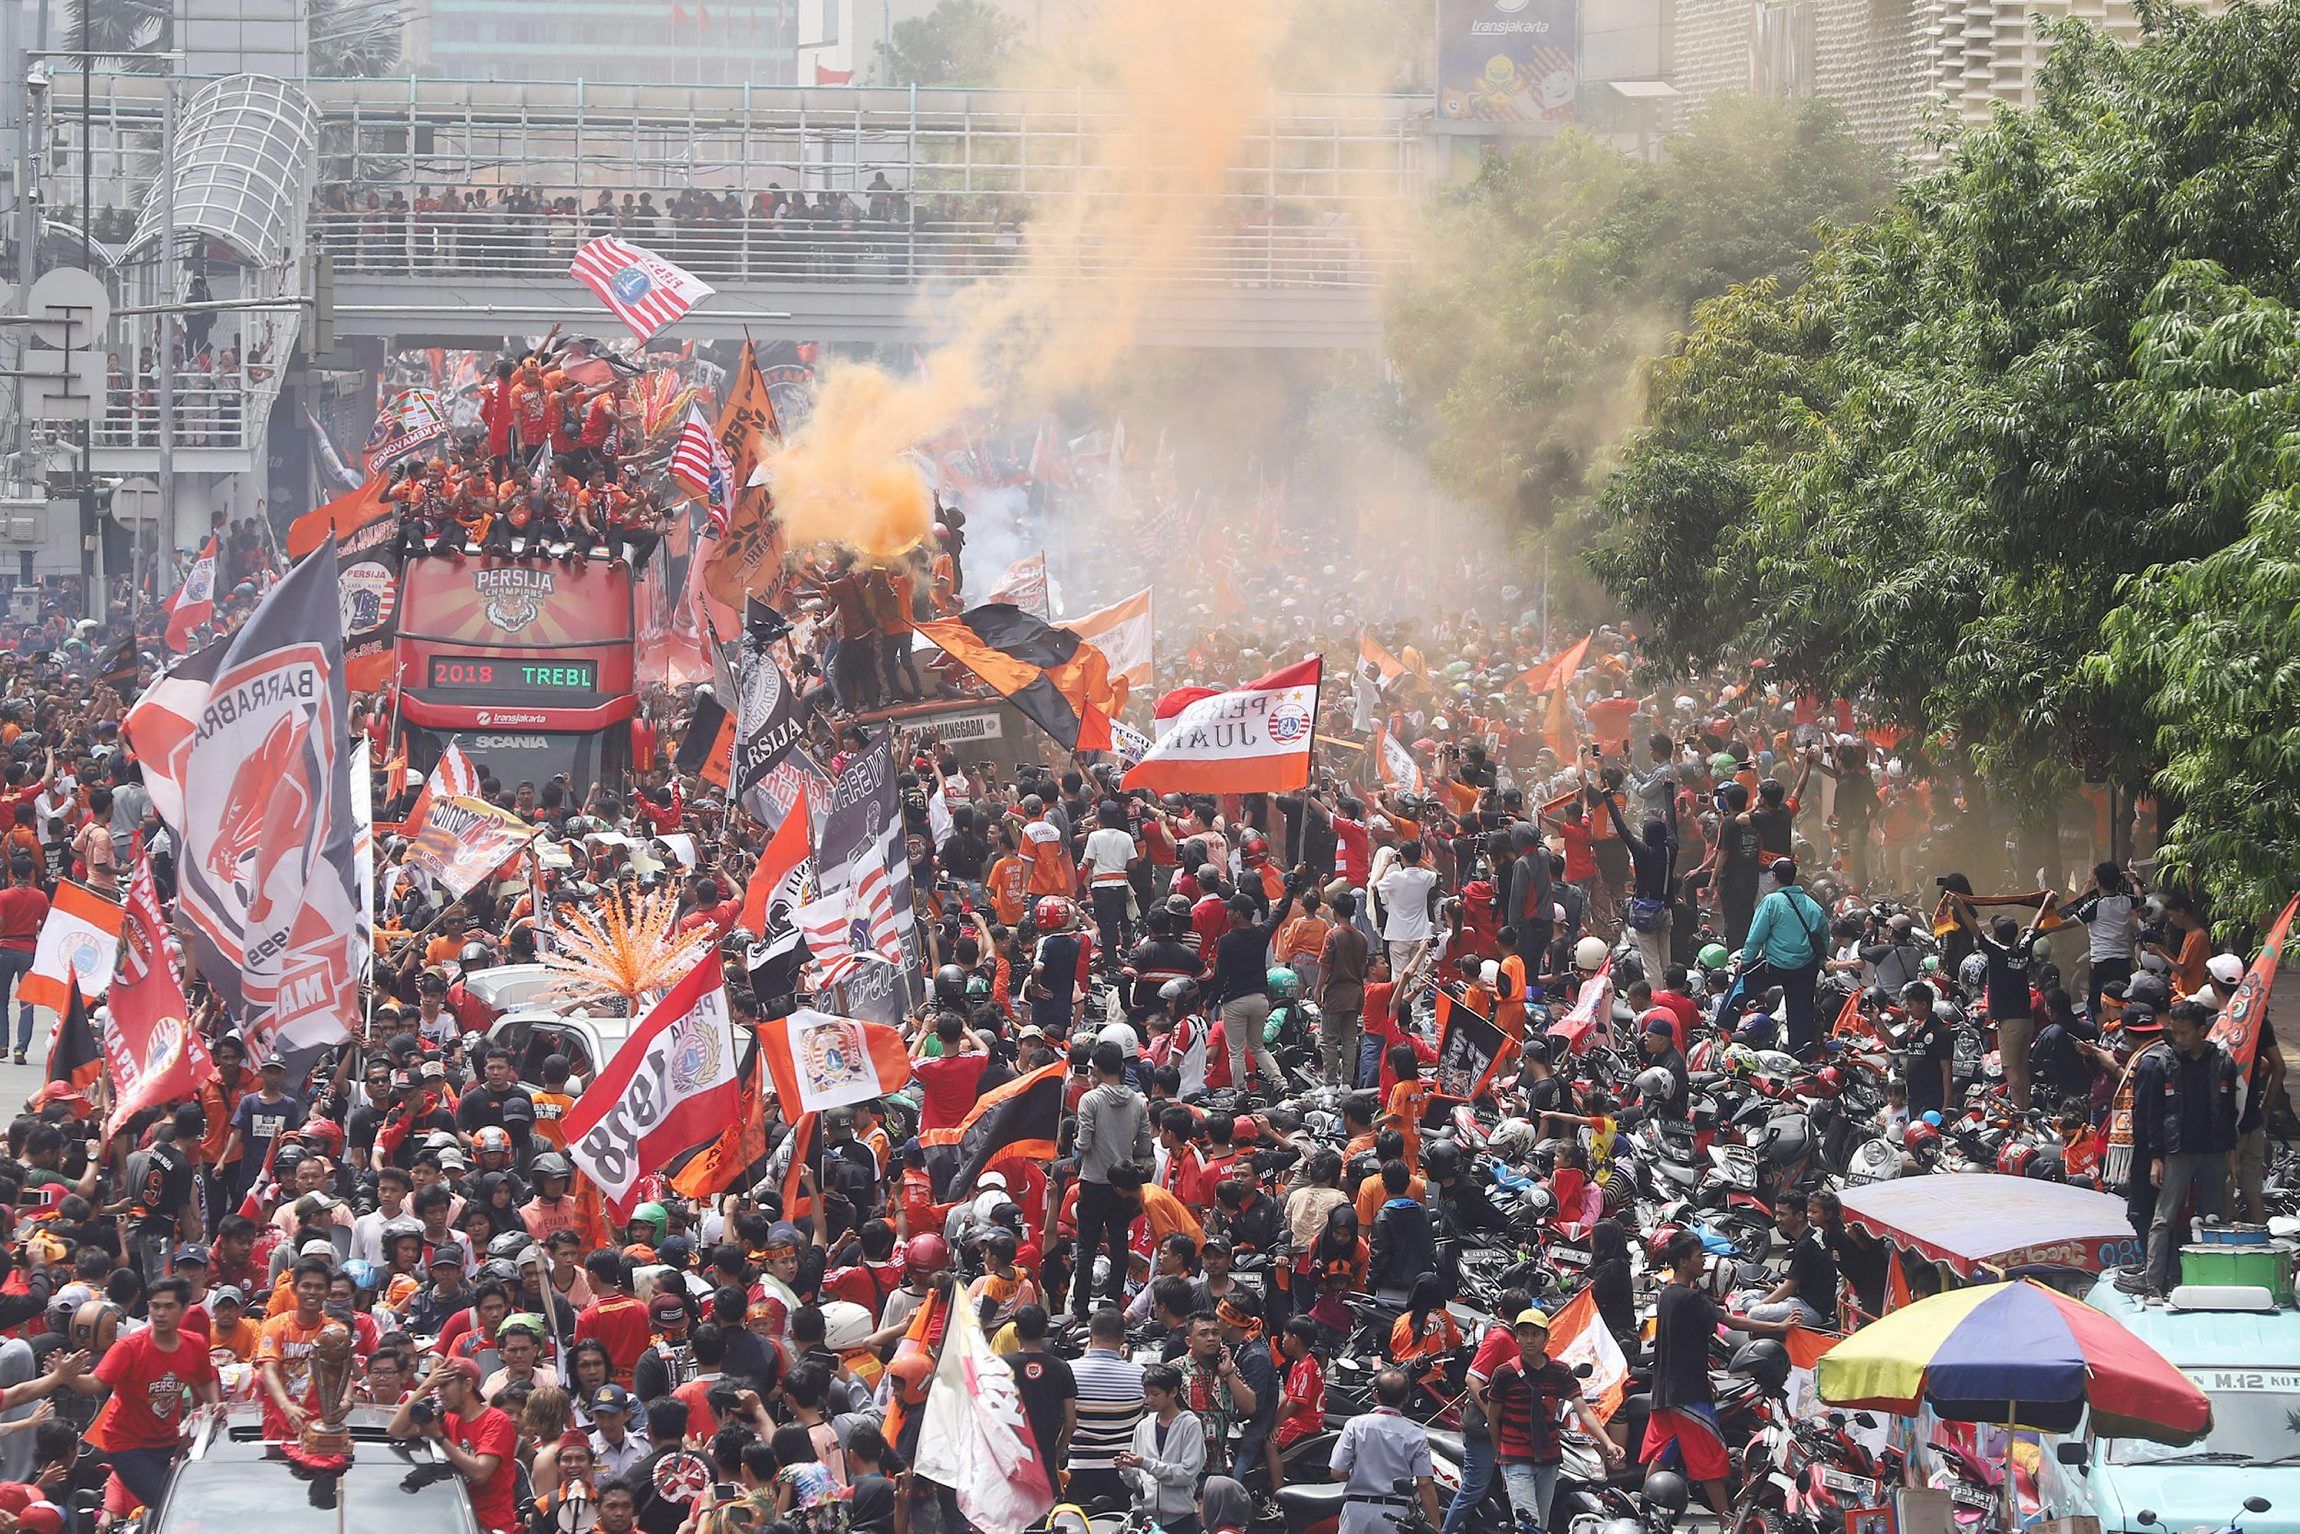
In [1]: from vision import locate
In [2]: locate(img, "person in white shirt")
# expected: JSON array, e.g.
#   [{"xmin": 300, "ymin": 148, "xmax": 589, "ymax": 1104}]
[
  {"xmin": 1374, "ymin": 840, "xmax": 1440, "ymax": 983},
  {"xmin": 349, "ymin": 1166, "xmax": 413, "ymax": 1267},
  {"xmin": 1083, "ymin": 799, "xmax": 1139, "ymax": 965}
]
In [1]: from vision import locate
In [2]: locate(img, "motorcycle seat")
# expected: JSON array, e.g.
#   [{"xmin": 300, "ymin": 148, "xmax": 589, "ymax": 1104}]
[
  {"xmin": 1425, "ymin": 1429, "xmax": 1466, "ymax": 1461},
  {"xmin": 1277, "ymin": 1484, "xmax": 1349, "ymax": 1515},
  {"xmin": 1626, "ymin": 1392, "xmax": 1653, "ymax": 1414}
]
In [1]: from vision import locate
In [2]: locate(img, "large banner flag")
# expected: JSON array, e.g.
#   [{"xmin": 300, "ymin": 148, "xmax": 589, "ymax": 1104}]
[
  {"xmin": 121, "ymin": 543, "xmax": 361, "ymax": 1060},
  {"xmin": 1060, "ymin": 589, "xmax": 1153, "ymax": 701},
  {"xmin": 569, "ymin": 236, "xmax": 716, "ymax": 343},
  {"xmin": 164, "ymin": 536, "xmax": 217, "ymax": 653},
  {"xmin": 562, "ymin": 956, "xmax": 743, "ymax": 1216},
  {"xmin": 1152, "ymin": 686, "xmax": 1220, "ymax": 739},
  {"xmin": 404, "ymin": 796, "xmax": 540, "ymax": 901},
  {"xmin": 2211, "ymin": 889, "xmax": 2300, "ymax": 1115},
  {"xmin": 815, "ymin": 734, "xmax": 921, "ymax": 1023},
  {"xmin": 406, "ymin": 741, "xmax": 482, "ymax": 831},
  {"xmin": 914, "ymin": 605, "xmax": 1120, "ymax": 752},
  {"xmin": 675, "ymin": 692, "xmax": 736, "ymax": 789},
  {"xmin": 22, "ymin": 880, "xmax": 123, "ymax": 1014},
  {"xmin": 1434, "ymin": 987, "xmax": 1511, "ymax": 1100},
  {"xmin": 1373, "ymin": 721, "xmax": 1426, "ymax": 794},
  {"xmin": 702, "ymin": 342, "xmax": 786, "ymax": 615},
  {"xmin": 1352, "ymin": 634, "xmax": 1405, "ymax": 731},
  {"xmin": 364, "ymin": 387, "xmax": 448, "ymax": 473},
  {"xmin": 288, "ymin": 476, "xmax": 399, "ymax": 693},
  {"xmin": 734, "ymin": 628, "xmax": 808, "ymax": 820},
  {"xmin": 915, "ymin": 1269, "xmax": 1057, "ymax": 1534},
  {"xmin": 103, "ymin": 856, "xmax": 211, "ymax": 1140},
  {"xmin": 1514, "ymin": 633, "xmax": 1593, "ymax": 696},
  {"xmin": 668, "ymin": 1052, "xmax": 770, "ymax": 1202},
  {"xmin": 1123, "ymin": 657, "xmax": 1322, "ymax": 794},
  {"xmin": 757, "ymin": 1008, "xmax": 913, "ymax": 1114}
]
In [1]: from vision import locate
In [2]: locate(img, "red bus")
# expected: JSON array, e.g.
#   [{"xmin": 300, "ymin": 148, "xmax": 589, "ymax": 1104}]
[{"xmin": 394, "ymin": 556, "xmax": 638, "ymax": 791}]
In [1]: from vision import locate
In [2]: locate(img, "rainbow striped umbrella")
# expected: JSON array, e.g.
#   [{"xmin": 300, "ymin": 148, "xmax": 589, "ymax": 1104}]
[{"xmin": 1817, "ymin": 1278, "xmax": 2211, "ymax": 1442}]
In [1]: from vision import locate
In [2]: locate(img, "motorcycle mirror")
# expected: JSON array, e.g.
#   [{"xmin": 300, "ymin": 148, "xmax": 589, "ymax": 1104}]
[
  {"xmin": 2137, "ymin": 1514, "xmax": 2160, "ymax": 1528},
  {"xmin": 1573, "ymin": 1362, "xmax": 1593, "ymax": 1378},
  {"xmin": 1854, "ymin": 1412, "xmax": 1878, "ymax": 1428},
  {"xmin": 2246, "ymin": 1499, "xmax": 2272, "ymax": 1515},
  {"xmin": 2054, "ymin": 1442, "xmax": 2088, "ymax": 1467}
]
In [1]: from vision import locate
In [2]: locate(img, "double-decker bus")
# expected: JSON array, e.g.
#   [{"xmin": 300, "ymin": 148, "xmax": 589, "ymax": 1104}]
[{"xmin": 394, "ymin": 556, "xmax": 637, "ymax": 790}]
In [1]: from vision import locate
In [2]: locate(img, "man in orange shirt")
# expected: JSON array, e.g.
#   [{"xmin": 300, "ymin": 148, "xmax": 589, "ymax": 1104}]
[
  {"xmin": 256, "ymin": 1256, "xmax": 336, "ymax": 1439},
  {"xmin": 1021, "ymin": 798, "xmax": 1074, "ymax": 897}
]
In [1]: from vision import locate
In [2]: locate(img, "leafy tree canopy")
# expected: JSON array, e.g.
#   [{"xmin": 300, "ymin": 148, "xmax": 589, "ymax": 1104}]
[
  {"xmin": 1385, "ymin": 95, "xmax": 1890, "ymax": 540},
  {"xmin": 1585, "ymin": 0, "xmax": 2300, "ymax": 921},
  {"xmin": 877, "ymin": 0, "xmax": 1021, "ymax": 87}
]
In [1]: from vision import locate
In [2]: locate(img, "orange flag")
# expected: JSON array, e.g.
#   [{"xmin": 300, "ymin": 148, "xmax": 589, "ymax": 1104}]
[
  {"xmin": 671, "ymin": 1054, "xmax": 769, "ymax": 1201},
  {"xmin": 1514, "ymin": 633, "xmax": 1593, "ymax": 695},
  {"xmin": 1885, "ymin": 1248, "xmax": 1913, "ymax": 1313},
  {"xmin": 569, "ymin": 1169, "xmax": 615, "ymax": 1251},
  {"xmin": 1540, "ymin": 685, "xmax": 1579, "ymax": 760}
]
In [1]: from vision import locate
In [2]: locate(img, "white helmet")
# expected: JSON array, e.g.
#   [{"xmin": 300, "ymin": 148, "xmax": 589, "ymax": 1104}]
[
  {"xmin": 1486, "ymin": 1117, "xmax": 1535, "ymax": 1160},
  {"xmin": 1634, "ymin": 1067, "xmax": 1674, "ymax": 1102},
  {"xmin": 1574, "ymin": 936, "xmax": 1609, "ymax": 974}
]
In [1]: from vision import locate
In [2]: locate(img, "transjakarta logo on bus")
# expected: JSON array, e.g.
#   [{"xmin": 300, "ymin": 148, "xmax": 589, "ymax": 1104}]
[
  {"xmin": 475, "ymin": 567, "xmax": 555, "ymax": 634},
  {"xmin": 473, "ymin": 712, "xmax": 550, "ymax": 728}
]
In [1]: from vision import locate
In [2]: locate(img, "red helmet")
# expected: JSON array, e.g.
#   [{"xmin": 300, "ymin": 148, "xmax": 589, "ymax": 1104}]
[
  {"xmin": 298, "ymin": 1118, "xmax": 346, "ymax": 1152},
  {"xmin": 904, "ymin": 1233, "xmax": 950, "ymax": 1274},
  {"xmin": 1241, "ymin": 833, "xmax": 1270, "ymax": 867},
  {"xmin": 885, "ymin": 1344, "xmax": 934, "ymax": 1406},
  {"xmin": 1645, "ymin": 1222, "xmax": 1685, "ymax": 1262},
  {"xmin": 1996, "ymin": 1142, "xmax": 2037, "ymax": 1178},
  {"xmin": 1903, "ymin": 1121, "xmax": 1941, "ymax": 1162},
  {"xmin": 1807, "ymin": 1066, "xmax": 1845, "ymax": 1099},
  {"xmin": 1034, "ymin": 896, "xmax": 1071, "ymax": 931}
]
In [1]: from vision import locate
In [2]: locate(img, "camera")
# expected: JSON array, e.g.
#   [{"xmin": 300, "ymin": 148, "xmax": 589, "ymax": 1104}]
[{"xmin": 408, "ymin": 1396, "xmax": 441, "ymax": 1427}]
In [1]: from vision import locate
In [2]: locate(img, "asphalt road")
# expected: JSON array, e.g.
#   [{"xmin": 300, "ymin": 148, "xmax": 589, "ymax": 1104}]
[{"xmin": 1, "ymin": 1009, "xmax": 56, "ymax": 1110}]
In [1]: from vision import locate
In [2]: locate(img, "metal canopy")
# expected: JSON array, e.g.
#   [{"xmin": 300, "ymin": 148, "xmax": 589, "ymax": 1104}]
[{"xmin": 130, "ymin": 73, "xmax": 320, "ymax": 266}]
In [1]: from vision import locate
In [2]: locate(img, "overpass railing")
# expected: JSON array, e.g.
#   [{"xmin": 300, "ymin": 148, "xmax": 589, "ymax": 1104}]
[{"xmin": 312, "ymin": 207, "xmax": 1403, "ymax": 289}]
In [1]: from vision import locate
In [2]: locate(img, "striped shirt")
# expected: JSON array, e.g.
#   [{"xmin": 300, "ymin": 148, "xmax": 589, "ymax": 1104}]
[{"xmin": 1068, "ymin": 1347, "xmax": 1147, "ymax": 1473}]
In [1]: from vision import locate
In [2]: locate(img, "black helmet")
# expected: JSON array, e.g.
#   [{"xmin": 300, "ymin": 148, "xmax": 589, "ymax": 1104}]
[
  {"xmin": 1729, "ymin": 1337, "xmax": 1790, "ymax": 1393},
  {"xmin": 934, "ymin": 964, "xmax": 968, "ymax": 1006},
  {"xmin": 1423, "ymin": 1141, "xmax": 1462, "ymax": 1179},
  {"xmin": 1157, "ymin": 976, "xmax": 1200, "ymax": 1011},
  {"xmin": 487, "ymin": 1231, "xmax": 535, "ymax": 1262},
  {"xmin": 530, "ymin": 1152, "xmax": 570, "ymax": 1181},
  {"xmin": 1642, "ymin": 1471, "xmax": 1690, "ymax": 1515},
  {"xmin": 477, "ymin": 1258, "xmax": 521, "ymax": 1286}
]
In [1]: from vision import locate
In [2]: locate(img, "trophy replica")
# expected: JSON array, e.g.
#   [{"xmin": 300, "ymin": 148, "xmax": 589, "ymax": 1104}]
[{"xmin": 287, "ymin": 1321, "xmax": 358, "ymax": 1470}]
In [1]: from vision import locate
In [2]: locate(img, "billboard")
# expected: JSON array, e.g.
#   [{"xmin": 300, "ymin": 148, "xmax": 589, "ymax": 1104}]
[
  {"xmin": 1437, "ymin": 0, "xmax": 1579, "ymax": 126},
  {"xmin": 397, "ymin": 556, "xmax": 637, "ymax": 735}
]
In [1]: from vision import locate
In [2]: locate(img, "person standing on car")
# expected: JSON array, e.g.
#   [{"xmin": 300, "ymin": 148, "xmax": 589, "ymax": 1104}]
[
  {"xmin": 2139, "ymin": 1000, "xmax": 2241, "ymax": 1295},
  {"xmin": 389, "ymin": 1355, "xmax": 521, "ymax": 1534}
]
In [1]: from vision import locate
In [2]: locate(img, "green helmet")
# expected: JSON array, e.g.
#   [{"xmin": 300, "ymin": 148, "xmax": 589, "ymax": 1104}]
[
  {"xmin": 1698, "ymin": 943, "xmax": 1730, "ymax": 971},
  {"xmin": 631, "ymin": 1201, "xmax": 669, "ymax": 1243},
  {"xmin": 1267, "ymin": 966, "xmax": 1302, "ymax": 1003},
  {"xmin": 966, "ymin": 973, "xmax": 992, "ymax": 998}
]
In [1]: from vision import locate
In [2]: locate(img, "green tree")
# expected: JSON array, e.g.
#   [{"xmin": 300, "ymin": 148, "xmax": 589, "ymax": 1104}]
[
  {"xmin": 66, "ymin": 0, "xmax": 169, "ymax": 71},
  {"xmin": 1384, "ymin": 96, "xmax": 1889, "ymax": 540},
  {"xmin": 1586, "ymin": 2, "xmax": 2300, "ymax": 918},
  {"xmin": 877, "ymin": 0, "xmax": 1020, "ymax": 86}
]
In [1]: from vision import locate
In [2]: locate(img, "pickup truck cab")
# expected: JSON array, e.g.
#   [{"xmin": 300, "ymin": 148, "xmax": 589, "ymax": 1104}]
[{"xmin": 2051, "ymin": 1276, "xmax": 2300, "ymax": 1534}]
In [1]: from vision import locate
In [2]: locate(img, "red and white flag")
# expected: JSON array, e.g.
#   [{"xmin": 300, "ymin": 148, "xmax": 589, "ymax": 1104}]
[
  {"xmin": 22, "ymin": 880, "xmax": 123, "ymax": 1015},
  {"xmin": 915, "ymin": 1271, "xmax": 1057, "ymax": 1534},
  {"xmin": 405, "ymin": 742, "xmax": 480, "ymax": 830},
  {"xmin": 1373, "ymin": 721, "xmax": 1425, "ymax": 793},
  {"xmin": 795, "ymin": 861, "xmax": 902, "ymax": 987},
  {"xmin": 569, "ymin": 236, "xmax": 716, "ymax": 343},
  {"xmin": 668, "ymin": 405, "xmax": 735, "ymax": 534},
  {"xmin": 1544, "ymin": 1286, "xmax": 1629, "ymax": 1420},
  {"xmin": 561, "ymin": 955, "xmax": 744, "ymax": 1216},
  {"xmin": 164, "ymin": 537, "xmax": 218, "ymax": 653},
  {"xmin": 1548, "ymin": 955, "xmax": 1614, "ymax": 1056},
  {"xmin": 1151, "ymin": 685, "xmax": 1219, "ymax": 739},
  {"xmin": 1123, "ymin": 657, "xmax": 1322, "ymax": 795},
  {"xmin": 757, "ymin": 1008, "xmax": 913, "ymax": 1114},
  {"xmin": 103, "ymin": 856, "xmax": 211, "ymax": 1140}
]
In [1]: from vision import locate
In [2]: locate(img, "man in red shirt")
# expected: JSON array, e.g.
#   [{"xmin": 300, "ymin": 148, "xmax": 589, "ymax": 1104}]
[
  {"xmin": 574, "ymin": 1252, "xmax": 653, "ymax": 1385},
  {"xmin": 910, "ymin": 1013, "xmax": 989, "ymax": 1135},
  {"xmin": 390, "ymin": 1356, "xmax": 520, "ymax": 1534},
  {"xmin": 0, "ymin": 853, "xmax": 47, "ymax": 1063},
  {"xmin": 84, "ymin": 1276, "xmax": 213, "ymax": 1506}
]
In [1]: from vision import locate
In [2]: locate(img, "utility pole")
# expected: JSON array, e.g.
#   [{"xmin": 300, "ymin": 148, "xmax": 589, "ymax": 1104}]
[
  {"xmin": 154, "ymin": 2, "xmax": 179, "ymax": 624},
  {"xmin": 77, "ymin": 41, "xmax": 91, "ymax": 617}
]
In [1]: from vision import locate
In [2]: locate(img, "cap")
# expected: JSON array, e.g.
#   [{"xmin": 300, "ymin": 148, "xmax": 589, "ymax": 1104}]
[
  {"xmin": 421, "ymin": 1059, "xmax": 448, "ymax": 1078},
  {"xmin": 648, "ymin": 1291, "xmax": 689, "ymax": 1323},
  {"xmin": 1642, "ymin": 1011, "xmax": 1675, "ymax": 1036},
  {"xmin": 761, "ymin": 1222, "xmax": 802, "ymax": 1253},
  {"xmin": 1513, "ymin": 1307, "xmax": 1550, "ymax": 1332},
  {"xmin": 17, "ymin": 1504, "xmax": 60, "ymax": 1534},
  {"xmin": 210, "ymin": 1284, "xmax": 247, "ymax": 1309},
  {"xmin": 259, "ymin": 1056, "xmax": 287, "ymax": 1072},
  {"xmin": 427, "ymin": 1247, "xmax": 465, "ymax": 1270},
  {"xmin": 589, "ymin": 1384, "xmax": 635, "ymax": 1414},
  {"xmin": 2208, "ymin": 953, "xmax": 2246, "ymax": 988},
  {"xmin": 1232, "ymin": 1114, "xmax": 1259, "ymax": 1143},
  {"xmin": 171, "ymin": 1243, "xmax": 211, "ymax": 1266},
  {"xmin": 299, "ymin": 1238, "xmax": 337, "ymax": 1259},
  {"xmin": 975, "ymin": 1170, "xmax": 1007, "ymax": 1192},
  {"xmin": 1015, "ymin": 1025, "xmax": 1047, "ymax": 1041},
  {"xmin": 2121, "ymin": 1004, "xmax": 2162, "ymax": 1036},
  {"xmin": 440, "ymin": 1356, "xmax": 482, "ymax": 1387}
]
